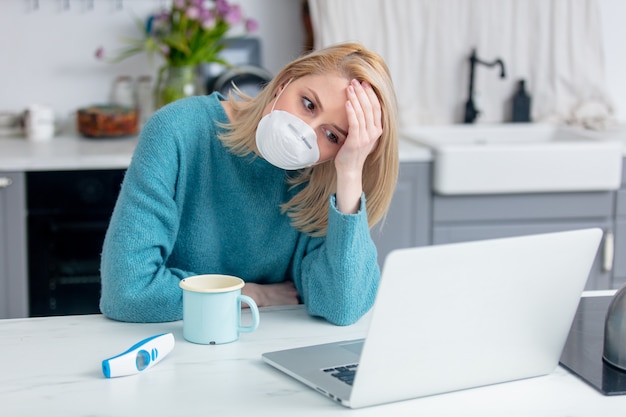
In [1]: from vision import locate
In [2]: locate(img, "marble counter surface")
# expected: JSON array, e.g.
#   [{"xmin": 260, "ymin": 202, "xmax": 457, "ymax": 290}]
[
  {"xmin": 0, "ymin": 134, "xmax": 139, "ymax": 171},
  {"xmin": 5, "ymin": 124, "xmax": 626, "ymax": 172},
  {"xmin": 0, "ymin": 134, "xmax": 432, "ymax": 172},
  {"xmin": 1, "ymin": 300, "xmax": 625, "ymax": 416},
  {"xmin": 397, "ymin": 135, "xmax": 433, "ymax": 161}
]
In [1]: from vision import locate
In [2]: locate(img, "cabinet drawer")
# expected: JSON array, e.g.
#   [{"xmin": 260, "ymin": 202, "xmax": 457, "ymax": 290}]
[
  {"xmin": 432, "ymin": 221, "xmax": 611, "ymax": 245},
  {"xmin": 433, "ymin": 192, "xmax": 614, "ymax": 223},
  {"xmin": 432, "ymin": 220, "xmax": 613, "ymax": 291}
]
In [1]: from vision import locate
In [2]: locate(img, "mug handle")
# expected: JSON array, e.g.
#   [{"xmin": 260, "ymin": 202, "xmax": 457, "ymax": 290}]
[{"xmin": 238, "ymin": 294, "xmax": 260, "ymax": 333}]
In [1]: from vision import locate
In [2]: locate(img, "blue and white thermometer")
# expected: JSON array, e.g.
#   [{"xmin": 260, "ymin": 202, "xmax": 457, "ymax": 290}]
[{"xmin": 102, "ymin": 333, "xmax": 175, "ymax": 378}]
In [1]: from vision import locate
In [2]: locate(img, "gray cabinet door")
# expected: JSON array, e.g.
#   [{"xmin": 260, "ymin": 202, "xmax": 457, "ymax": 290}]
[
  {"xmin": 611, "ymin": 164, "xmax": 626, "ymax": 289},
  {"xmin": 0, "ymin": 172, "xmax": 28, "ymax": 319},
  {"xmin": 371, "ymin": 161, "xmax": 431, "ymax": 267},
  {"xmin": 614, "ymin": 219, "xmax": 626, "ymax": 289},
  {"xmin": 431, "ymin": 192, "xmax": 615, "ymax": 291}
]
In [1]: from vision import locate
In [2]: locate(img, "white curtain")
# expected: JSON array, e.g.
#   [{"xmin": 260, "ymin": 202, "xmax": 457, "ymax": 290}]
[{"xmin": 308, "ymin": 0, "xmax": 614, "ymax": 129}]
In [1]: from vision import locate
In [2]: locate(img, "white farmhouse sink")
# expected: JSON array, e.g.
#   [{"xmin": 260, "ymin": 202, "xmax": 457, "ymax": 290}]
[{"xmin": 401, "ymin": 123, "xmax": 623, "ymax": 195}]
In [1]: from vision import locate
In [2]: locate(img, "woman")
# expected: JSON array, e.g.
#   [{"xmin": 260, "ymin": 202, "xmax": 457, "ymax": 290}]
[{"xmin": 100, "ymin": 42, "xmax": 399, "ymax": 325}]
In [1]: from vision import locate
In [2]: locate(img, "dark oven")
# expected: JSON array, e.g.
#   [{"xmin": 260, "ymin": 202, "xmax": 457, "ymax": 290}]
[{"xmin": 27, "ymin": 169, "xmax": 125, "ymax": 317}]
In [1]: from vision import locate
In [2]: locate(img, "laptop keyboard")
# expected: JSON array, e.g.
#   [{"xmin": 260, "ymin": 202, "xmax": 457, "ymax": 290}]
[{"xmin": 323, "ymin": 364, "xmax": 359, "ymax": 386}]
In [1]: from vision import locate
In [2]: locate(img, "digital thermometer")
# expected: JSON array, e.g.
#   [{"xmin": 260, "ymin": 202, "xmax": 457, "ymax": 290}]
[{"xmin": 102, "ymin": 333, "xmax": 175, "ymax": 378}]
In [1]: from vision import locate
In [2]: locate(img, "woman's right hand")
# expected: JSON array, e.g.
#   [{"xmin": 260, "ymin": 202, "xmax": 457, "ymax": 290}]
[
  {"xmin": 334, "ymin": 79, "xmax": 383, "ymax": 215},
  {"xmin": 241, "ymin": 281, "xmax": 300, "ymax": 307}
]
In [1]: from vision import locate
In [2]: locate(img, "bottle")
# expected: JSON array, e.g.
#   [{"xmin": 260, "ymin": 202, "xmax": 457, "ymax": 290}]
[{"xmin": 512, "ymin": 79, "xmax": 531, "ymax": 122}]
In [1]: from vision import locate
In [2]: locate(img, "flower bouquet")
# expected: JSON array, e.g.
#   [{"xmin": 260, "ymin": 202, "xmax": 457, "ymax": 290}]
[{"xmin": 97, "ymin": 0, "xmax": 258, "ymax": 108}]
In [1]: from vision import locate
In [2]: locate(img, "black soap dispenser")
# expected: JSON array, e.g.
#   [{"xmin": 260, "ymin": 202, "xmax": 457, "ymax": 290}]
[{"xmin": 512, "ymin": 79, "xmax": 531, "ymax": 122}]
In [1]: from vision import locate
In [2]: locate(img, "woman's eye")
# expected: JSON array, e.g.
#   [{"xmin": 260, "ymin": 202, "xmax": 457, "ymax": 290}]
[
  {"xmin": 325, "ymin": 129, "xmax": 339, "ymax": 144},
  {"xmin": 303, "ymin": 97, "xmax": 315, "ymax": 111}
]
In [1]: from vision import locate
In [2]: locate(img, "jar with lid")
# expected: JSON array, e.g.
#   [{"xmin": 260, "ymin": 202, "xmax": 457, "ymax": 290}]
[{"xmin": 111, "ymin": 76, "xmax": 135, "ymax": 109}]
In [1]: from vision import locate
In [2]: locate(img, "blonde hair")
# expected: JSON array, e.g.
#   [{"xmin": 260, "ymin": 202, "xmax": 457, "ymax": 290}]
[{"xmin": 219, "ymin": 42, "xmax": 399, "ymax": 237}]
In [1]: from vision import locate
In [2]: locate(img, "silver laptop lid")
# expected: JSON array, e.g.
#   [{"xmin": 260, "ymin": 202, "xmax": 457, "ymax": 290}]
[{"xmin": 349, "ymin": 228, "xmax": 602, "ymax": 408}]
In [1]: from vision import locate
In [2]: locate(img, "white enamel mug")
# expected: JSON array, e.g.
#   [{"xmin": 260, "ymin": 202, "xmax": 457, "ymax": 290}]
[{"xmin": 179, "ymin": 274, "xmax": 260, "ymax": 345}]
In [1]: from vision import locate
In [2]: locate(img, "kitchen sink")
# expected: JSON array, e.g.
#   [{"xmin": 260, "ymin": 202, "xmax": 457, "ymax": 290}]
[{"xmin": 401, "ymin": 123, "xmax": 624, "ymax": 195}]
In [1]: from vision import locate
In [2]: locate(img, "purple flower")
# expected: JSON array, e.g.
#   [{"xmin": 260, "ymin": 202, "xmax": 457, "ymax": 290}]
[
  {"xmin": 173, "ymin": 0, "xmax": 187, "ymax": 10},
  {"xmin": 245, "ymin": 18, "xmax": 258, "ymax": 33},
  {"xmin": 154, "ymin": 11, "xmax": 170, "ymax": 22},
  {"xmin": 97, "ymin": 0, "xmax": 259, "ymax": 67},
  {"xmin": 224, "ymin": 5, "xmax": 242, "ymax": 25},
  {"xmin": 201, "ymin": 12, "xmax": 217, "ymax": 30},
  {"xmin": 186, "ymin": 6, "xmax": 200, "ymax": 20},
  {"xmin": 200, "ymin": 8, "xmax": 214, "ymax": 22},
  {"xmin": 153, "ymin": 11, "xmax": 170, "ymax": 31},
  {"xmin": 215, "ymin": 0, "xmax": 232, "ymax": 16}
]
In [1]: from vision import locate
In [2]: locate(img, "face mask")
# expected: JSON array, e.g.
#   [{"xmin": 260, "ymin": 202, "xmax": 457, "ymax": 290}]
[{"xmin": 255, "ymin": 82, "xmax": 319, "ymax": 170}]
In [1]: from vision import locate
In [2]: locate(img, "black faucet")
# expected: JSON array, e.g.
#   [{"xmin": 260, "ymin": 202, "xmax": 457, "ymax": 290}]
[{"xmin": 464, "ymin": 49, "xmax": 506, "ymax": 123}]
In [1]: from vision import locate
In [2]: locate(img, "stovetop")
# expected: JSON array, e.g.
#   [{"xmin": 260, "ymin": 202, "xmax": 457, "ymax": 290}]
[{"xmin": 560, "ymin": 295, "xmax": 626, "ymax": 395}]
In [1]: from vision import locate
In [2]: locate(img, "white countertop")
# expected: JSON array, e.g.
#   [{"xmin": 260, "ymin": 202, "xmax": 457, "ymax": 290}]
[
  {"xmin": 397, "ymin": 135, "xmax": 433, "ymax": 161},
  {"xmin": 1, "ymin": 300, "xmax": 624, "ymax": 417},
  {"xmin": 0, "ymin": 134, "xmax": 139, "ymax": 171},
  {"xmin": 0, "ymin": 134, "xmax": 432, "ymax": 172},
  {"xmin": 5, "ymin": 123, "xmax": 626, "ymax": 172}
]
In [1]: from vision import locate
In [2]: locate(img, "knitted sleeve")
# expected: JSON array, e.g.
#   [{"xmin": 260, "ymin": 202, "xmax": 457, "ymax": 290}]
[
  {"xmin": 99, "ymin": 98, "xmax": 218, "ymax": 322},
  {"xmin": 294, "ymin": 194, "xmax": 380, "ymax": 326}
]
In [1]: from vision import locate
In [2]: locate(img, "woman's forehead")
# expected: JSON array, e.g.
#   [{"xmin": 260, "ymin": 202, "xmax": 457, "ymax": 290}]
[{"xmin": 293, "ymin": 73, "xmax": 350, "ymax": 94}]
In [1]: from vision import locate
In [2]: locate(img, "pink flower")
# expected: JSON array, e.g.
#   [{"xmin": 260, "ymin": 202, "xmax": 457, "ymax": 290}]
[
  {"xmin": 245, "ymin": 18, "xmax": 258, "ymax": 33},
  {"xmin": 97, "ymin": 0, "xmax": 259, "ymax": 67},
  {"xmin": 224, "ymin": 5, "xmax": 242, "ymax": 25},
  {"xmin": 200, "ymin": 8, "xmax": 215, "ymax": 28},
  {"xmin": 186, "ymin": 6, "xmax": 200, "ymax": 20},
  {"xmin": 202, "ymin": 14, "xmax": 217, "ymax": 30},
  {"xmin": 215, "ymin": 0, "xmax": 231, "ymax": 16}
]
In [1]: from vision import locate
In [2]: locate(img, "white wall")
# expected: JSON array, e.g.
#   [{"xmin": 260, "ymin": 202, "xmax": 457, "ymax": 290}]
[
  {"xmin": 0, "ymin": 0, "xmax": 305, "ymax": 131},
  {"xmin": 1, "ymin": 0, "xmax": 625, "ymax": 131}
]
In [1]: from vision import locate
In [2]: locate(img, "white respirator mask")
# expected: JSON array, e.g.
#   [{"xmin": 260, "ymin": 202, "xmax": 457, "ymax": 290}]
[{"xmin": 255, "ymin": 80, "xmax": 319, "ymax": 170}]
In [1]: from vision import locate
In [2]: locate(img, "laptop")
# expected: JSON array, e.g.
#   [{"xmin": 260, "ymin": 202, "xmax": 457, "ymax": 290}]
[{"xmin": 262, "ymin": 228, "xmax": 603, "ymax": 408}]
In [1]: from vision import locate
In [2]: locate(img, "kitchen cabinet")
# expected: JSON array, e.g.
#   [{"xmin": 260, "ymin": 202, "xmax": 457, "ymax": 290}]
[
  {"xmin": 431, "ymin": 191, "xmax": 615, "ymax": 290},
  {"xmin": 370, "ymin": 159, "xmax": 619, "ymax": 291},
  {"xmin": 0, "ymin": 172, "xmax": 28, "ymax": 319},
  {"xmin": 371, "ymin": 161, "xmax": 432, "ymax": 267},
  {"xmin": 370, "ymin": 157, "xmax": 620, "ymax": 291}
]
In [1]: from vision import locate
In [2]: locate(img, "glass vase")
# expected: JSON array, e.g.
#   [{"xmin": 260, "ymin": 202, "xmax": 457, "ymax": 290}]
[{"xmin": 155, "ymin": 65, "xmax": 203, "ymax": 109}]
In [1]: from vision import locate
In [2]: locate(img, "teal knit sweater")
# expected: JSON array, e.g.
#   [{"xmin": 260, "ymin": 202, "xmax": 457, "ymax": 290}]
[{"xmin": 99, "ymin": 94, "xmax": 379, "ymax": 325}]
